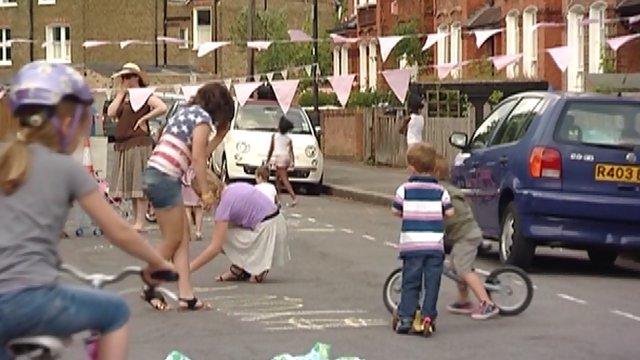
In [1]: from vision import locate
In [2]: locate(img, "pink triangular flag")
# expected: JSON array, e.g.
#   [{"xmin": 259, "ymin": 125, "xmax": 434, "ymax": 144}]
[
  {"xmin": 157, "ymin": 36, "xmax": 186, "ymax": 44},
  {"xmin": 474, "ymin": 29, "xmax": 503, "ymax": 48},
  {"xmin": 378, "ymin": 36, "xmax": 404, "ymax": 62},
  {"xmin": 181, "ymin": 85, "xmax": 202, "ymax": 101},
  {"xmin": 8, "ymin": 38, "xmax": 33, "ymax": 45},
  {"xmin": 547, "ymin": 46, "xmax": 571, "ymax": 72},
  {"xmin": 330, "ymin": 34, "xmax": 359, "ymax": 44},
  {"xmin": 281, "ymin": 70, "xmax": 288, "ymax": 79},
  {"xmin": 629, "ymin": 14, "xmax": 640, "ymax": 24},
  {"xmin": 271, "ymin": 80, "xmax": 300, "ymax": 114},
  {"xmin": 128, "ymin": 87, "xmax": 156, "ymax": 112},
  {"xmin": 422, "ymin": 33, "xmax": 448, "ymax": 51},
  {"xmin": 328, "ymin": 74, "xmax": 356, "ymax": 107},
  {"xmin": 173, "ymin": 84, "xmax": 181, "ymax": 95},
  {"xmin": 120, "ymin": 40, "xmax": 146, "ymax": 49},
  {"xmin": 247, "ymin": 41, "xmax": 272, "ymax": 51},
  {"xmin": 233, "ymin": 82, "xmax": 262, "ymax": 107},
  {"xmin": 83, "ymin": 40, "xmax": 111, "ymax": 48},
  {"xmin": 435, "ymin": 63, "xmax": 457, "ymax": 80},
  {"xmin": 533, "ymin": 22, "xmax": 564, "ymax": 30},
  {"xmin": 197, "ymin": 41, "xmax": 230, "ymax": 57},
  {"xmin": 607, "ymin": 34, "xmax": 640, "ymax": 51},
  {"xmin": 224, "ymin": 79, "xmax": 232, "ymax": 90},
  {"xmin": 382, "ymin": 69, "xmax": 411, "ymax": 103},
  {"xmin": 490, "ymin": 53, "xmax": 523, "ymax": 71},
  {"xmin": 288, "ymin": 29, "xmax": 313, "ymax": 42}
]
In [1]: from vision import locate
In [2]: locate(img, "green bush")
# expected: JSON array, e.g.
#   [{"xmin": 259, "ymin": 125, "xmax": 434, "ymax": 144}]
[
  {"xmin": 347, "ymin": 90, "xmax": 400, "ymax": 108},
  {"xmin": 298, "ymin": 90, "xmax": 340, "ymax": 107}
]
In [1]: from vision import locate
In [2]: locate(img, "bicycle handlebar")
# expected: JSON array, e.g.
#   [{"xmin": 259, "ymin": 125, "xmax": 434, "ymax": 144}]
[{"xmin": 60, "ymin": 264, "xmax": 179, "ymax": 288}]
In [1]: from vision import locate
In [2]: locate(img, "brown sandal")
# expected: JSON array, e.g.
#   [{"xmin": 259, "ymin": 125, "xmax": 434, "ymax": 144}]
[
  {"xmin": 216, "ymin": 265, "xmax": 251, "ymax": 282},
  {"xmin": 250, "ymin": 270, "xmax": 269, "ymax": 283}
]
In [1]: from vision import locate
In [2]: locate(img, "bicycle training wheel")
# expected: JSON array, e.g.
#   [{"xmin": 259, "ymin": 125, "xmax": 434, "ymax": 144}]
[
  {"xmin": 485, "ymin": 265, "xmax": 533, "ymax": 316},
  {"xmin": 383, "ymin": 268, "xmax": 402, "ymax": 314}
]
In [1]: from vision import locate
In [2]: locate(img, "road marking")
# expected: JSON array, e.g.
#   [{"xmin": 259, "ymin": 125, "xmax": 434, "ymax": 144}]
[
  {"xmin": 325, "ymin": 224, "xmax": 335, "ymax": 228},
  {"xmin": 384, "ymin": 241, "xmax": 399, "ymax": 249},
  {"xmin": 611, "ymin": 309, "xmax": 640, "ymax": 322},
  {"xmin": 557, "ymin": 293, "xmax": 587, "ymax": 305},
  {"xmin": 340, "ymin": 228, "xmax": 354, "ymax": 234},
  {"xmin": 362, "ymin": 235, "xmax": 376, "ymax": 241},
  {"xmin": 475, "ymin": 268, "xmax": 490, "ymax": 276},
  {"xmin": 295, "ymin": 228, "xmax": 336, "ymax": 233},
  {"xmin": 289, "ymin": 213, "xmax": 303, "ymax": 218},
  {"xmin": 307, "ymin": 217, "xmax": 317, "ymax": 223}
]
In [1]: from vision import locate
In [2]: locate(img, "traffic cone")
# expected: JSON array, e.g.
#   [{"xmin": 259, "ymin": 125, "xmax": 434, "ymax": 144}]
[{"xmin": 81, "ymin": 137, "xmax": 95, "ymax": 175}]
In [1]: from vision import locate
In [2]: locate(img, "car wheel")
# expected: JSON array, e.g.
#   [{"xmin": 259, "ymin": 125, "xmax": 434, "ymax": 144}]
[
  {"xmin": 499, "ymin": 203, "xmax": 535, "ymax": 269},
  {"xmin": 307, "ymin": 175, "xmax": 324, "ymax": 196},
  {"xmin": 587, "ymin": 249, "xmax": 618, "ymax": 268}
]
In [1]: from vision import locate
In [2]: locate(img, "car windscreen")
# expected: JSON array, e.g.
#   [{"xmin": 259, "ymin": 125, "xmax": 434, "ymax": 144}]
[
  {"xmin": 556, "ymin": 101, "xmax": 640, "ymax": 148},
  {"xmin": 234, "ymin": 105, "xmax": 312, "ymax": 135}
]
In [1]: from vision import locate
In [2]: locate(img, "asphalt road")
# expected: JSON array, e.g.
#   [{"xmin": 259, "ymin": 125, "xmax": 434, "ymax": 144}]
[{"xmin": 59, "ymin": 195, "xmax": 640, "ymax": 360}]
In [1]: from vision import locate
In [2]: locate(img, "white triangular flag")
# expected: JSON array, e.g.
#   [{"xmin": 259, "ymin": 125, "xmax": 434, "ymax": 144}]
[
  {"xmin": 547, "ymin": 46, "xmax": 571, "ymax": 72},
  {"xmin": 224, "ymin": 79, "xmax": 232, "ymax": 90},
  {"xmin": 266, "ymin": 72, "xmax": 275, "ymax": 82},
  {"xmin": 271, "ymin": 80, "xmax": 300, "ymax": 114},
  {"xmin": 474, "ymin": 29, "xmax": 503, "ymax": 48},
  {"xmin": 83, "ymin": 40, "xmax": 111, "ymax": 48},
  {"xmin": 233, "ymin": 82, "xmax": 262, "ymax": 107},
  {"xmin": 120, "ymin": 40, "xmax": 145, "ymax": 49},
  {"xmin": 378, "ymin": 36, "xmax": 404, "ymax": 62},
  {"xmin": 181, "ymin": 85, "xmax": 202, "ymax": 101},
  {"xmin": 422, "ymin": 33, "xmax": 448, "ymax": 51},
  {"xmin": 128, "ymin": 87, "xmax": 156, "ymax": 112},
  {"xmin": 328, "ymin": 74, "xmax": 356, "ymax": 108},
  {"xmin": 281, "ymin": 69, "xmax": 288, "ymax": 80},
  {"xmin": 197, "ymin": 42, "xmax": 230, "ymax": 57},
  {"xmin": 304, "ymin": 65, "xmax": 313, "ymax": 77},
  {"xmin": 247, "ymin": 41, "xmax": 273, "ymax": 51}
]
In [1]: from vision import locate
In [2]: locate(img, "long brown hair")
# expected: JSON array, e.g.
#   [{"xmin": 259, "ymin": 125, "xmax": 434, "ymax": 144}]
[
  {"xmin": 188, "ymin": 82, "xmax": 235, "ymax": 127},
  {"xmin": 0, "ymin": 101, "xmax": 90, "ymax": 195}
]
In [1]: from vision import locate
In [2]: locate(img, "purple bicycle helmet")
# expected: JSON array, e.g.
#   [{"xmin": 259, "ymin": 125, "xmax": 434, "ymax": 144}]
[{"xmin": 9, "ymin": 61, "xmax": 94, "ymax": 150}]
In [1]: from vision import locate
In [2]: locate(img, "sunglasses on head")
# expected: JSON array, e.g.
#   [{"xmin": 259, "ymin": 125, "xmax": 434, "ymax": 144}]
[{"xmin": 121, "ymin": 73, "xmax": 138, "ymax": 80}]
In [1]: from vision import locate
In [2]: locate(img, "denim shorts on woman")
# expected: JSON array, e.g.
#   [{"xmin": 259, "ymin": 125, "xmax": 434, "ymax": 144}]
[
  {"xmin": 0, "ymin": 284, "xmax": 129, "ymax": 360},
  {"xmin": 143, "ymin": 167, "xmax": 182, "ymax": 209}
]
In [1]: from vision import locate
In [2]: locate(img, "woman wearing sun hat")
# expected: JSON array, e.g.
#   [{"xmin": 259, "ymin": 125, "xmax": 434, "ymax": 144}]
[{"xmin": 107, "ymin": 63, "xmax": 167, "ymax": 232}]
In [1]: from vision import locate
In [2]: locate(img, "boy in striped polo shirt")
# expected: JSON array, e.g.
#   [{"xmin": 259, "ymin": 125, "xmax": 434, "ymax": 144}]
[{"xmin": 392, "ymin": 143, "xmax": 454, "ymax": 335}]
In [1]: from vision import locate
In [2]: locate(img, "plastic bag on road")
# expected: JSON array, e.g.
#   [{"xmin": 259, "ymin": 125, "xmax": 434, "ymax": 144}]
[
  {"xmin": 271, "ymin": 342, "xmax": 363, "ymax": 360},
  {"xmin": 165, "ymin": 350, "xmax": 192, "ymax": 360}
]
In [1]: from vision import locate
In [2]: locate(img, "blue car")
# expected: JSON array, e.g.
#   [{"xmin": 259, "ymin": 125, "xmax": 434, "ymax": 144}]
[{"xmin": 449, "ymin": 92, "xmax": 640, "ymax": 269}]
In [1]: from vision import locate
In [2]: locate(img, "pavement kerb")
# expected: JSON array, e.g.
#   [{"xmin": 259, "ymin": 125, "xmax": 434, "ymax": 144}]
[{"xmin": 322, "ymin": 183, "xmax": 393, "ymax": 207}]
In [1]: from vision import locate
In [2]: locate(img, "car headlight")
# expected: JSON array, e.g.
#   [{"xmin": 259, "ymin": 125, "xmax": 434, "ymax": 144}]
[
  {"xmin": 236, "ymin": 141, "xmax": 250, "ymax": 153},
  {"xmin": 305, "ymin": 145, "xmax": 317, "ymax": 158}
]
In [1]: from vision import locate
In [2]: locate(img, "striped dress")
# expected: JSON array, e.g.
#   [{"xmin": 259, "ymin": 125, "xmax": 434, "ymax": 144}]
[
  {"xmin": 392, "ymin": 175, "xmax": 452, "ymax": 257},
  {"xmin": 147, "ymin": 105, "xmax": 212, "ymax": 178}
]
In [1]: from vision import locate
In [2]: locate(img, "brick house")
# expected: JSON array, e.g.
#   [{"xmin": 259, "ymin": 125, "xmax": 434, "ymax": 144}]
[
  {"xmin": 0, "ymin": 0, "xmax": 225, "ymax": 86},
  {"xmin": 331, "ymin": 0, "xmax": 640, "ymax": 93}
]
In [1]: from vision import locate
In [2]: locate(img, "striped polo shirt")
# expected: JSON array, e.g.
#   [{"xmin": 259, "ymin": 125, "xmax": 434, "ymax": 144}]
[{"xmin": 392, "ymin": 175, "xmax": 452, "ymax": 257}]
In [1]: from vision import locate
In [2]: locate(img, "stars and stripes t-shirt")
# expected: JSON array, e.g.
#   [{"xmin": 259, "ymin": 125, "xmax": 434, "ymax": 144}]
[
  {"xmin": 392, "ymin": 176, "xmax": 452, "ymax": 257},
  {"xmin": 147, "ymin": 105, "xmax": 212, "ymax": 178}
]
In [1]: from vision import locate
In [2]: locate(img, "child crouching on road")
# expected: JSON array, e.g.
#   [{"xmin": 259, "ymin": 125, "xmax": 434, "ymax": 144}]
[
  {"xmin": 392, "ymin": 143, "xmax": 455, "ymax": 336},
  {"xmin": 434, "ymin": 156, "xmax": 499, "ymax": 320}
]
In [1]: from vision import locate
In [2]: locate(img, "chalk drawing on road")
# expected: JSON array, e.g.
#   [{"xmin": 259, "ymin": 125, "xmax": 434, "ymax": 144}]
[
  {"xmin": 295, "ymin": 228, "xmax": 337, "ymax": 233},
  {"xmin": 307, "ymin": 217, "xmax": 317, "ymax": 223},
  {"xmin": 211, "ymin": 294, "xmax": 386, "ymax": 332},
  {"xmin": 288, "ymin": 213, "xmax": 303, "ymax": 219},
  {"xmin": 611, "ymin": 309, "xmax": 640, "ymax": 322},
  {"xmin": 340, "ymin": 228, "xmax": 354, "ymax": 234},
  {"xmin": 557, "ymin": 293, "xmax": 587, "ymax": 305},
  {"xmin": 362, "ymin": 235, "xmax": 376, "ymax": 241}
]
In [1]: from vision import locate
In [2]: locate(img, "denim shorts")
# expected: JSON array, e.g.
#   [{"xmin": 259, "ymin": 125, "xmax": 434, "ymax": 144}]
[
  {"xmin": 143, "ymin": 167, "xmax": 182, "ymax": 209},
  {"xmin": 0, "ymin": 284, "xmax": 130, "ymax": 359}
]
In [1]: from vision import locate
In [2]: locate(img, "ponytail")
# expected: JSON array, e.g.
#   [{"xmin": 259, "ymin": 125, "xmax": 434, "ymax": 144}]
[{"xmin": 0, "ymin": 135, "xmax": 31, "ymax": 195}]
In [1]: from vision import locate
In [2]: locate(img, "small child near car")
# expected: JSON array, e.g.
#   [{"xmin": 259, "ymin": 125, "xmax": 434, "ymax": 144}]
[
  {"xmin": 254, "ymin": 165, "xmax": 278, "ymax": 205},
  {"xmin": 434, "ymin": 156, "xmax": 499, "ymax": 320},
  {"xmin": 392, "ymin": 143, "xmax": 455, "ymax": 336}
]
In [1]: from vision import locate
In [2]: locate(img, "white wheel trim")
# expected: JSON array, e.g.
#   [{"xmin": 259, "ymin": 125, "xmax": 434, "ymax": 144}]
[{"xmin": 501, "ymin": 214, "xmax": 515, "ymax": 261}]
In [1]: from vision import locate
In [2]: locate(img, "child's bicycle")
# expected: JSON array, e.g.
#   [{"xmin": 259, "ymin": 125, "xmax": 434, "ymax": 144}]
[
  {"xmin": 383, "ymin": 259, "xmax": 533, "ymax": 327},
  {"xmin": 6, "ymin": 264, "xmax": 178, "ymax": 360}
]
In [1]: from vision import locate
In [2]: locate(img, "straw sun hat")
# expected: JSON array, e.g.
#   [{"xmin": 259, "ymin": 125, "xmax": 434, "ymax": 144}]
[{"xmin": 111, "ymin": 62, "xmax": 148, "ymax": 86}]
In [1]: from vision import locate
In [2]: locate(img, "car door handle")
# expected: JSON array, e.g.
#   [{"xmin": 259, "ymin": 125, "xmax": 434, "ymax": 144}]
[{"xmin": 499, "ymin": 156, "xmax": 508, "ymax": 165}]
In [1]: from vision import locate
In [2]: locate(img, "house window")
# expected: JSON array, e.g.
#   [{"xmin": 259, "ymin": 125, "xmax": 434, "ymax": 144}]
[
  {"xmin": 0, "ymin": 0, "xmax": 17, "ymax": 8},
  {"xmin": 333, "ymin": 47, "xmax": 340, "ymax": 76},
  {"xmin": 0, "ymin": 28, "xmax": 11, "ymax": 66},
  {"xmin": 505, "ymin": 10, "xmax": 520, "ymax": 78},
  {"xmin": 179, "ymin": 28, "xmax": 189, "ymax": 49},
  {"xmin": 567, "ymin": 5, "xmax": 586, "ymax": 92},
  {"xmin": 359, "ymin": 42, "xmax": 368, "ymax": 91},
  {"xmin": 368, "ymin": 42, "xmax": 377, "ymax": 90},
  {"xmin": 358, "ymin": 0, "xmax": 376, "ymax": 7},
  {"xmin": 450, "ymin": 22, "xmax": 462, "ymax": 78},
  {"xmin": 193, "ymin": 8, "xmax": 212, "ymax": 49},
  {"xmin": 522, "ymin": 7, "xmax": 538, "ymax": 78},
  {"xmin": 436, "ymin": 25, "xmax": 449, "ymax": 66},
  {"xmin": 46, "ymin": 25, "xmax": 71, "ymax": 63},
  {"xmin": 340, "ymin": 46, "xmax": 349, "ymax": 75},
  {"xmin": 38, "ymin": 0, "xmax": 56, "ymax": 5},
  {"xmin": 588, "ymin": 2, "xmax": 606, "ymax": 74}
]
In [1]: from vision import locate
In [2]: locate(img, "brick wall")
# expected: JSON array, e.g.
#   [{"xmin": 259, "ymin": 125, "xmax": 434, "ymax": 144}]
[{"xmin": 321, "ymin": 108, "xmax": 365, "ymax": 161}]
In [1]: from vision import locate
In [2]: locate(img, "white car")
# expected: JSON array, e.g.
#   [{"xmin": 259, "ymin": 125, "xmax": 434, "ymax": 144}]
[{"xmin": 211, "ymin": 100, "xmax": 324, "ymax": 193}]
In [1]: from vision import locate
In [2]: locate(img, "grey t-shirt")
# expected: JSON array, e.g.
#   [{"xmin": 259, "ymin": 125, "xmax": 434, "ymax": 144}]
[{"xmin": 0, "ymin": 143, "xmax": 97, "ymax": 294}]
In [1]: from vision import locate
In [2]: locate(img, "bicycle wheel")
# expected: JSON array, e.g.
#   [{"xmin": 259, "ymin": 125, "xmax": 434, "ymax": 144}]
[
  {"xmin": 485, "ymin": 265, "xmax": 533, "ymax": 316},
  {"xmin": 383, "ymin": 268, "xmax": 402, "ymax": 314}
]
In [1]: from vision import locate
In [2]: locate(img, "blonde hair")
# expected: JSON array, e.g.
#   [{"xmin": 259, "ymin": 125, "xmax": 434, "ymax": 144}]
[
  {"xmin": 434, "ymin": 155, "xmax": 450, "ymax": 181},
  {"xmin": 406, "ymin": 143, "xmax": 437, "ymax": 173},
  {"xmin": 0, "ymin": 102, "xmax": 89, "ymax": 195},
  {"xmin": 192, "ymin": 170, "xmax": 224, "ymax": 204}
]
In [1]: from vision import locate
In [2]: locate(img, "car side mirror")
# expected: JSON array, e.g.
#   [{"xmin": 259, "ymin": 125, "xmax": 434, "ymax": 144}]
[{"xmin": 449, "ymin": 132, "xmax": 468, "ymax": 150}]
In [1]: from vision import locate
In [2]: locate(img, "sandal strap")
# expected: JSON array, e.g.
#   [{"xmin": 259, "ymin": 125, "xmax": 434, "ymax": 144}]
[
  {"xmin": 178, "ymin": 297, "xmax": 200, "ymax": 310},
  {"xmin": 229, "ymin": 265, "xmax": 251, "ymax": 280}
]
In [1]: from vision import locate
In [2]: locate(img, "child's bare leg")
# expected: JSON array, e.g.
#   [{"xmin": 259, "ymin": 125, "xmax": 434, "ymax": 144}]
[
  {"xmin": 456, "ymin": 281, "xmax": 470, "ymax": 303},
  {"xmin": 98, "ymin": 323, "xmax": 129, "ymax": 360},
  {"xmin": 461, "ymin": 272, "xmax": 493, "ymax": 304},
  {"xmin": 194, "ymin": 206, "xmax": 204, "ymax": 235},
  {"xmin": 184, "ymin": 207, "xmax": 194, "ymax": 238},
  {"xmin": 277, "ymin": 167, "xmax": 296, "ymax": 203}
]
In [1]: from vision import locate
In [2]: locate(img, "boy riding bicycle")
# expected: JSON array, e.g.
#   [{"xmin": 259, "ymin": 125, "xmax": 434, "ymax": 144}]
[
  {"xmin": 434, "ymin": 156, "xmax": 499, "ymax": 320},
  {"xmin": 391, "ymin": 143, "xmax": 454, "ymax": 336}
]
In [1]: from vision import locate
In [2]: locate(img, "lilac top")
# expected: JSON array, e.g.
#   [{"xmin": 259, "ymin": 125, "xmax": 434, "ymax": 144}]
[{"xmin": 214, "ymin": 183, "xmax": 277, "ymax": 230}]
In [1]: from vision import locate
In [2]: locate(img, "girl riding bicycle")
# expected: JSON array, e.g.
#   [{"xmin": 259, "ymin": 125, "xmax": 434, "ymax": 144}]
[{"xmin": 0, "ymin": 61, "xmax": 175, "ymax": 360}]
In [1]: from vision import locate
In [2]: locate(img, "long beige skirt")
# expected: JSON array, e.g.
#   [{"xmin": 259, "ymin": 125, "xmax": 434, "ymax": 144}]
[
  {"xmin": 223, "ymin": 213, "xmax": 290, "ymax": 275},
  {"xmin": 109, "ymin": 145, "xmax": 152, "ymax": 199}
]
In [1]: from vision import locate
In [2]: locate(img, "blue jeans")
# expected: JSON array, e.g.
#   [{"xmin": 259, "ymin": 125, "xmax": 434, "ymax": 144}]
[
  {"xmin": 143, "ymin": 167, "xmax": 182, "ymax": 209},
  {"xmin": 0, "ymin": 284, "xmax": 130, "ymax": 360},
  {"xmin": 397, "ymin": 252, "xmax": 444, "ymax": 320}
]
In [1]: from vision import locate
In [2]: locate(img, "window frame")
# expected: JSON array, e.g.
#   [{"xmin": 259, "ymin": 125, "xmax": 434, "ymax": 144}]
[
  {"xmin": 38, "ymin": 0, "xmax": 57, "ymax": 5},
  {"xmin": 45, "ymin": 25, "xmax": 71, "ymax": 64},
  {"xmin": 0, "ymin": 28, "xmax": 11, "ymax": 66},
  {"xmin": 0, "ymin": 0, "xmax": 17, "ymax": 8},
  {"xmin": 179, "ymin": 27, "xmax": 189, "ymax": 49},
  {"xmin": 490, "ymin": 97, "xmax": 544, "ymax": 147},
  {"xmin": 192, "ymin": 7, "xmax": 212, "ymax": 50}
]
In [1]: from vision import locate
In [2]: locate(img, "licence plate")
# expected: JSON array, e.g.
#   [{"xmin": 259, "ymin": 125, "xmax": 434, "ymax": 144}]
[{"xmin": 594, "ymin": 164, "xmax": 640, "ymax": 184}]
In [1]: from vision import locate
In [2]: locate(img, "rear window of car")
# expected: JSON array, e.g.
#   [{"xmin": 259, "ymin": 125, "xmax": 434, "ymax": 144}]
[
  {"xmin": 235, "ymin": 105, "xmax": 312, "ymax": 134},
  {"xmin": 555, "ymin": 101, "xmax": 640, "ymax": 148}
]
